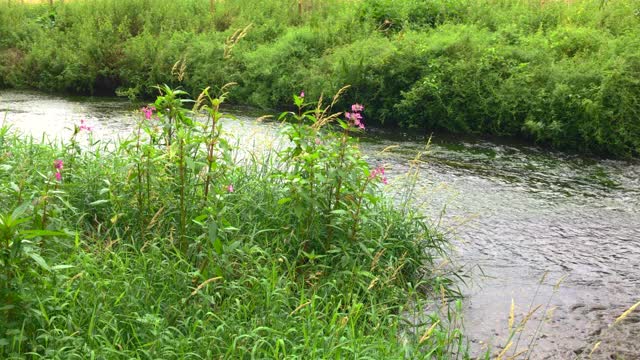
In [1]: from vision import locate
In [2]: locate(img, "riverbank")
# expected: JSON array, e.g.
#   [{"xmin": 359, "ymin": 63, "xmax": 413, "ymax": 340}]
[
  {"xmin": 3, "ymin": 89, "xmax": 640, "ymax": 358},
  {"xmin": 1, "ymin": 0, "xmax": 640, "ymax": 157},
  {"xmin": 0, "ymin": 88, "xmax": 468, "ymax": 358}
]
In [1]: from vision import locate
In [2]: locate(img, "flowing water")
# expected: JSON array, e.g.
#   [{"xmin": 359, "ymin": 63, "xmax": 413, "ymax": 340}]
[{"xmin": 2, "ymin": 90, "xmax": 639, "ymax": 359}]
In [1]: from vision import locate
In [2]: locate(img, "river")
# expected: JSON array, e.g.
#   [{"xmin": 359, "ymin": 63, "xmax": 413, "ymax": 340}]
[{"xmin": 1, "ymin": 90, "xmax": 639, "ymax": 359}]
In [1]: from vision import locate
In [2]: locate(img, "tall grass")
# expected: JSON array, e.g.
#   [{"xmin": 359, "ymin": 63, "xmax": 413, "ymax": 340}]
[
  {"xmin": 1, "ymin": 0, "xmax": 640, "ymax": 156},
  {"xmin": 0, "ymin": 88, "xmax": 466, "ymax": 358}
]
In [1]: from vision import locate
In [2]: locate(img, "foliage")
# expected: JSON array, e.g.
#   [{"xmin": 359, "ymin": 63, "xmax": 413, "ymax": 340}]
[
  {"xmin": 1, "ymin": 0, "xmax": 639, "ymax": 156},
  {"xmin": 0, "ymin": 88, "xmax": 464, "ymax": 358}
]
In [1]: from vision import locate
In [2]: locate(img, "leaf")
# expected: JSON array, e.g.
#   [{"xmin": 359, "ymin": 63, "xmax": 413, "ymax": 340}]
[
  {"xmin": 22, "ymin": 229, "xmax": 66, "ymax": 238},
  {"xmin": 51, "ymin": 264, "xmax": 75, "ymax": 271},
  {"xmin": 11, "ymin": 201, "xmax": 30, "ymax": 219},
  {"xmin": 278, "ymin": 111, "xmax": 294, "ymax": 121},
  {"xmin": 357, "ymin": 242, "xmax": 373, "ymax": 257},
  {"xmin": 227, "ymin": 240, "xmax": 241, "ymax": 252},
  {"xmin": 208, "ymin": 221, "xmax": 218, "ymax": 244},
  {"xmin": 192, "ymin": 214, "xmax": 208, "ymax": 223},
  {"xmin": 89, "ymin": 199, "xmax": 110, "ymax": 206},
  {"xmin": 27, "ymin": 252, "xmax": 50, "ymax": 272},
  {"xmin": 185, "ymin": 156, "xmax": 196, "ymax": 170},
  {"xmin": 213, "ymin": 238, "xmax": 223, "ymax": 255}
]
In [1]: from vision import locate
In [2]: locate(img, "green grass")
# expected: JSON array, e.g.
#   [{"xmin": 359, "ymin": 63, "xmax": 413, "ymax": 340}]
[
  {"xmin": 0, "ymin": 89, "xmax": 466, "ymax": 359},
  {"xmin": 1, "ymin": 0, "xmax": 640, "ymax": 156}
]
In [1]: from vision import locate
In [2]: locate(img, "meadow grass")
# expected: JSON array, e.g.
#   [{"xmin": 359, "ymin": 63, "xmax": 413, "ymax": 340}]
[{"xmin": 0, "ymin": 89, "xmax": 466, "ymax": 358}]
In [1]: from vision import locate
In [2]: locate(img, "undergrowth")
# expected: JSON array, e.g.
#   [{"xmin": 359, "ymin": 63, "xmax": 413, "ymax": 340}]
[{"xmin": 0, "ymin": 88, "xmax": 466, "ymax": 359}]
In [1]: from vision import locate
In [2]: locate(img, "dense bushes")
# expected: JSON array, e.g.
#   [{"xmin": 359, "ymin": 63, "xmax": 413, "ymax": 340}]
[{"xmin": 1, "ymin": 0, "xmax": 640, "ymax": 156}]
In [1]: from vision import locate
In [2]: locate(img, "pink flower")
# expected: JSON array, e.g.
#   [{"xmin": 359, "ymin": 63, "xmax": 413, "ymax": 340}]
[
  {"xmin": 369, "ymin": 165, "xmax": 387, "ymax": 184},
  {"xmin": 345, "ymin": 103, "xmax": 365, "ymax": 130},
  {"xmin": 53, "ymin": 159, "xmax": 63, "ymax": 181},
  {"xmin": 142, "ymin": 106, "xmax": 156, "ymax": 120},
  {"xmin": 300, "ymin": 91, "xmax": 305, "ymax": 98},
  {"xmin": 227, "ymin": 184, "xmax": 234, "ymax": 193},
  {"xmin": 351, "ymin": 103, "xmax": 364, "ymax": 113},
  {"xmin": 346, "ymin": 112, "xmax": 362, "ymax": 122},
  {"xmin": 78, "ymin": 119, "xmax": 93, "ymax": 132}
]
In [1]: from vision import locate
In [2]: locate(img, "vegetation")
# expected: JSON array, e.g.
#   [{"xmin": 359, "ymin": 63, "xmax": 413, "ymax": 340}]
[
  {"xmin": 0, "ymin": 88, "xmax": 465, "ymax": 358},
  {"xmin": 1, "ymin": 0, "xmax": 640, "ymax": 156}
]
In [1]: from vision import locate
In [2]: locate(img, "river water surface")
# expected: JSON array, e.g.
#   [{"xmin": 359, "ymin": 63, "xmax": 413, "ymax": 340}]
[{"xmin": 1, "ymin": 90, "xmax": 639, "ymax": 359}]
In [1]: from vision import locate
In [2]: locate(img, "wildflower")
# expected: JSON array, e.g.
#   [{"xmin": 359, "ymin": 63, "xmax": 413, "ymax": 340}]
[
  {"xmin": 79, "ymin": 119, "xmax": 93, "ymax": 132},
  {"xmin": 227, "ymin": 184, "xmax": 234, "ymax": 193},
  {"xmin": 369, "ymin": 165, "xmax": 387, "ymax": 185},
  {"xmin": 53, "ymin": 159, "xmax": 63, "ymax": 182},
  {"xmin": 300, "ymin": 91, "xmax": 305, "ymax": 98},
  {"xmin": 142, "ymin": 106, "xmax": 156, "ymax": 120},
  {"xmin": 346, "ymin": 103, "xmax": 365, "ymax": 130}
]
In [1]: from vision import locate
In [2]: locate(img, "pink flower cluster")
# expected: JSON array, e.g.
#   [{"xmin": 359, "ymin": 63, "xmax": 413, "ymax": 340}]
[
  {"xmin": 345, "ymin": 103, "xmax": 365, "ymax": 129},
  {"xmin": 142, "ymin": 106, "xmax": 156, "ymax": 120},
  {"xmin": 79, "ymin": 119, "xmax": 93, "ymax": 132},
  {"xmin": 54, "ymin": 159, "xmax": 63, "ymax": 181},
  {"xmin": 369, "ymin": 165, "xmax": 387, "ymax": 185}
]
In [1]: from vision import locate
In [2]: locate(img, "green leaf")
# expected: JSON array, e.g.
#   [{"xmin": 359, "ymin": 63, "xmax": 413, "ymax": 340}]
[
  {"xmin": 11, "ymin": 201, "xmax": 30, "ymax": 219},
  {"xmin": 51, "ymin": 264, "xmax": 75, "ymax": 271},
  {"xmin": 192, "ymin": 214, "xmax": 208, "ymax": 223},
  {"xmin": 27, "ymin": 252, "xmax": 50, "ymax": 272},
  {"xmin": 358, "ymin": 242, "xmax": 373, "ymax": 258},
  {"xmin": 208, "ymin": 221, "xmax": 218, "ymax": 245},
  {"xmin": 185, "ymin": 156, "xmax": 196, "ymax": 170},
  {"xmin": 89, "ymin": 199, "xmax": 110, "ymax": 206},
  {"xmin": 212, "ymin": 238, "xmax": 223, "ymax": 255},
  {"xmin": 22, "ymin": 229, "xmax": 66, "ymax": 238}
]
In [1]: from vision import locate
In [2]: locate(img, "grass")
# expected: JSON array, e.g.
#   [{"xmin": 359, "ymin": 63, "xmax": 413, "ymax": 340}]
[{"xmin": 0, "ymin": 89, "xmax": 466, "ymax": 358}]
